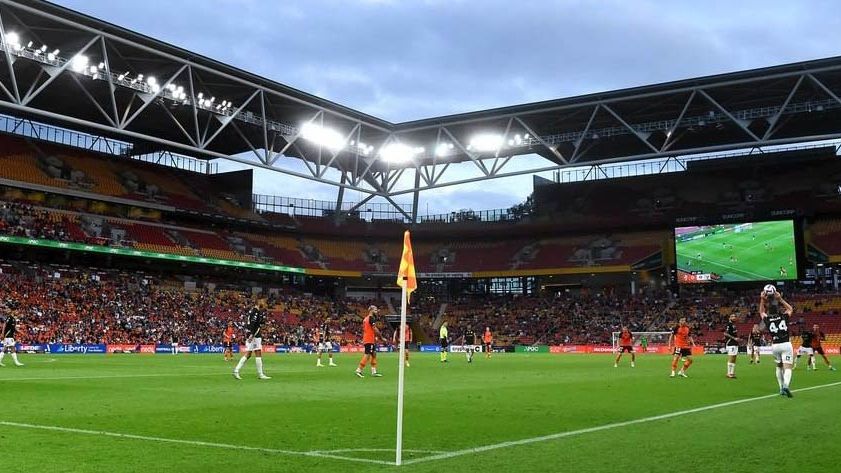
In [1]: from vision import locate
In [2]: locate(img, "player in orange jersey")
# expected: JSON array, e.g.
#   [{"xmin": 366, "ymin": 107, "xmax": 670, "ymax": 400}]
[
  {"xmin": 355, "ymin": 305, "xmax": 383, "ymax": 378},
  {"xmin": 614, "ymin": 326, "xmax": 635, "ymax": 368},
  {"xmin": 222, "ymin": 322, "xmax": 235, "ymax": 362},
  {"xmin": 392, "ymin": 322, "xmax": 413, "ymax": 367},
  {"xmin": 483, "ymin": 327, "xmax": 493, "ymax": 359},
  {"xmin": 811, "ymin": 324, "xmax": 836, "ymax": 371},
  {"xmin": 668, "ymin": 317, "xmax": 695, "ymax": 378}
]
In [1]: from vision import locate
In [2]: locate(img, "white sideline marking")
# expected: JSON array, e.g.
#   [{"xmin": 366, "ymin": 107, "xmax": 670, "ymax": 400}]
[
  {"xmin": 403, "ymin": 381, "xmax": 841, "ymax": 465},
  {"xmin": 0, "ymin": 421, "xmax": 392, "ymax": 466}
]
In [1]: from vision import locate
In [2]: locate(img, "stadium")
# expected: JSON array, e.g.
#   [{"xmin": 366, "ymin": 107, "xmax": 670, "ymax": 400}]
[{"xmin": 1, "ymin": 1, "xmax": 841, "ymax": 471}]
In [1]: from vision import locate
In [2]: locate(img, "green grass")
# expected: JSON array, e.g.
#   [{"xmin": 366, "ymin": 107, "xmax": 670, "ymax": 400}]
[
  {"xmin": 1, "ymin": 352, "xmax": 839, "ymax": 472},
  {"xmin": 676, "ymin": 221, "xmax": 796, "ymax": 282}
]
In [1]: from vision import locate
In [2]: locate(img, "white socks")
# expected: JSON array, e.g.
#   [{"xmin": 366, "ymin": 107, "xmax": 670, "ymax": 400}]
[
  {"xmin": 776, "ymin": 367, "xmax": 784, "ymax": 389},
  {"xmin": 727, "ymin": 362, "xmax": 735, "ymax": 375},
  {"xmin": 11, "ymin": 353, "xmax": 19, "ymax": 364},
  {"xmin": 255, "ymin": 357, "xmax": 264, "ymax": 376},
  {"xmin": 783, "ymin": 367, "xmax": 792, "ymax": 389},
  {"xmin": 0, "ymin": 352, "xmax": 4, "ymax": 363},
  {"xmin": 234, "ymin": 356, "xmax": 247, "ymax": 373}
]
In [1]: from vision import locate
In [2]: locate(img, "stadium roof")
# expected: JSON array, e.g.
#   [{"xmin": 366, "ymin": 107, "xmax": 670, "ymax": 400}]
[{"xmin": 2, "ymin": 0, "xmax": 841, "ymax": 220}]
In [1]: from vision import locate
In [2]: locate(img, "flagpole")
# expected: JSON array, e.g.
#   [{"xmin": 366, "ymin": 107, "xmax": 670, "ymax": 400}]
[{"xmin": 395, "ymin": 283, "xmax": 408, "ymax": 466}]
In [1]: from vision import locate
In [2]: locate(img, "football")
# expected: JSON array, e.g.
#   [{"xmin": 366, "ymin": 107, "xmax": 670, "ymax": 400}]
[{"xmin": 763, "ymin": 284, "xmax": 777, "ymax": 296}]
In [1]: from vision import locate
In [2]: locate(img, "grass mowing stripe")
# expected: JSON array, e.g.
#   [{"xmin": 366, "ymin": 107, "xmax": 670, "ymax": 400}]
[
  {"xmin": 0, "ymin": 372, "xmax": 229, "ymax": 382},
  {"xmin": 0, "ymin": 420, "xmax": 393, "ymax": 466},
  {"xmin": 403, "ymin": 380, "xmax": 841, "ymax": 465}
]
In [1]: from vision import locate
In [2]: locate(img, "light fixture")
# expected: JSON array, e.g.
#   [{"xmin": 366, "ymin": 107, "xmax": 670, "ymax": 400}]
[
  {"xmin": 379, "ymin": 143, "xmax": 422, "ymax": 163},
  {"xmin": 468, "ymin": 133, "xmax": 504, "ymax": 152},
  {"xmin": 300, "ymin": 122, "xmax": 345, "ymax": 151},
  {"xmin": 5, "ymin": 32, "xmax": 21, "ymax": 51},
  {"xmin": 435, "ymin": 142, "xmax": 454, "ymax": 157},
  {"xmin": 146, "ymin": 76, "xmax": 157, "ymax": 86},
  {"xmin": 117, "ymin": 73, "xmax": 126, "ymax": 81},
  {"xmin": 70, "ymin": 54, "xmax": 89, "ymax": 72}
]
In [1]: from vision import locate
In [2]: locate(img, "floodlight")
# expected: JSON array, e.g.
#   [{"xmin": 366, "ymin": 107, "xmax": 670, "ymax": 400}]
[
  {"xmin": 26, "ymin": 41, "xmax": 32, "ymax": 48},
  {"xmin": 88, "ymin": 65, "xmax": 98, "ymax": 74},
  {"xmin": 150, "ymin": 83, "xmax": 161, "ymax": 93},
  {"xmin": 468, "ymin": 133, "xmax": 503, "ymax": 152},
  {"xmin": 5, "ymin": 32, "xmax": 21, "ymax": 51},
  {"xmin": 98, "ymin": 62, "xmax": 105, "ymax": 69},
  {"xmin": 117, "ymin": 73, "xmax": 126, "ymax": 81},
  {"xmin": 379, "ymin": 143, "xmax": 421, "ymax": 163},
  {"xmin": 70, "ymin": 54, "xmax": 89, "ymax": 72},
  {"xmin": 39, "ymin": 45, "xmax": 47, "ymax": 52},
  {"xmin": 300, "ymin": 122, "xmax": 345, "ymax": 151},
  {"xmin": 146, "ymin": 76, "xmax": 157, "ymax": 86},
  {"xmin": 197, "ymin": 92, "xmax": 204, "ymax": 99}
]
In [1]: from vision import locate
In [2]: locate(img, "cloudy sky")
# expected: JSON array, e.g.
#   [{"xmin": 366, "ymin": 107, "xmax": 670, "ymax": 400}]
[{"xmin": 56, "ymin": 0, "xmax": 841, "ymax": 215}]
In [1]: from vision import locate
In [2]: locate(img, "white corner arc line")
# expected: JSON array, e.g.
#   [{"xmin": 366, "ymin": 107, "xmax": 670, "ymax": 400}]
[
  {"xmin": 0, "ymin": 421, "xmax": 392, "ymax": 466},
  {"xmin": 403, "ymin": 381, "xmax": 841, "ymax": 465}
]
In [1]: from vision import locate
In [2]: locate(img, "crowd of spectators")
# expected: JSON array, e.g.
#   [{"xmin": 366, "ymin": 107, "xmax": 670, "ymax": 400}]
[
  {"xmin": 0, "ymin": 201, "xmax": 81, "ymax": 243},
  {"xmin": 0, "ymin": 266, "xmax": 382, "ymax": 345},
  {"xmin": 2, "ymin": 262, "xmax": 839, "ymax": 347}
]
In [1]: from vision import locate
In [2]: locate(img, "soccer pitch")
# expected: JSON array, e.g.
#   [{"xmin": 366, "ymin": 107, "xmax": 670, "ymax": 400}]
[
  {"xmin": 2, "ymin": 353, "xmax": 839, "ymax": 472},
  {"xmin": 676, "ymin": 221, "xmax": 796, "ymax": 282}
]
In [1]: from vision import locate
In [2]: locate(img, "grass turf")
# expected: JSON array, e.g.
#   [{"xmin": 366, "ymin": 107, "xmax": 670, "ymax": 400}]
[
  {"xmin": 1, "ymin": 352, "xmax": 838, "ymax": 472},
  {"xmin": 676, "ymin": 220, "xmax": 796, "ymax": 282}
]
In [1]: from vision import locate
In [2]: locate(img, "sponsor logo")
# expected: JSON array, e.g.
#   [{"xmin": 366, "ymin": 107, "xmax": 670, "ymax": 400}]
[{"xmin": 419, "ymin": 345, "xmax": 441, "ymax": 352}]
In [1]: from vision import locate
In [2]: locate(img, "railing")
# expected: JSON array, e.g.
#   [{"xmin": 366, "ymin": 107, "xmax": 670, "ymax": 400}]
[{"xmin": 0, "ymin": 113, "xmax": 216, "ymax": 174}]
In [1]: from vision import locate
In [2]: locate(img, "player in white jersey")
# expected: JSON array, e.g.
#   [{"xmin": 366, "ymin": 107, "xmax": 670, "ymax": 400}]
[
  {"xmin": 1, "ymin": 312, "xmax": 25, "ymax": 367},
  {"xmin": 759, "ymin": 285, "xmax": 794, "ymax": 398}
]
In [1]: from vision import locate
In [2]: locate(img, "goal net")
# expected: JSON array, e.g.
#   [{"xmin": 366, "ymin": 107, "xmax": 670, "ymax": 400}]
[{"xmin": 611, "ymin": 331, "xmax": 672, "ymax": 352}]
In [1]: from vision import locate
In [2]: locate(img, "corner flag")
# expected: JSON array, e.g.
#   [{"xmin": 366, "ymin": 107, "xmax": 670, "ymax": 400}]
[
  {"xmin": 395, "ymin": 230, "xmax": 416, "ymax": 466},
  {"xmin": 396, "ymin": 230, "xmax": 417, "ymax": 300}
]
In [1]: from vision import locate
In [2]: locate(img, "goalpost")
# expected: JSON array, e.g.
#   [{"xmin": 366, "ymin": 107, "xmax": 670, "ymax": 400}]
[{"xmin": 611, "ymin": 331, "xmax": 673, "ymax": 352}]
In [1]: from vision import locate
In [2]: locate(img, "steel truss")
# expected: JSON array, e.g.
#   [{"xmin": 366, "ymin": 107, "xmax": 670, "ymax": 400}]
[{"xmin": 2, "ymin": 0, "xmax": 841, "ymax": 222}]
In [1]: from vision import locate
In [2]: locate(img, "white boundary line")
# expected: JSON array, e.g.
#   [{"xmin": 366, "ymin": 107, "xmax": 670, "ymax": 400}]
[
  {"xmin": 403, "ymin": 381, "xmax": 841, "ymax": 465},
  {"xmin": 2, "ymin": 381, "xmax": 839, "ymax": 467},
  {"xmin": 0, "ymin": 421, "xmax": 392, "ymax": 466}
]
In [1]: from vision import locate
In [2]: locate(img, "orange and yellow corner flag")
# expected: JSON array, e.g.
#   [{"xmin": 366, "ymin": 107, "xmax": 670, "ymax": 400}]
[{"xmin": 396, "ymin": 230, "xmax": 417, "ymax": 300}]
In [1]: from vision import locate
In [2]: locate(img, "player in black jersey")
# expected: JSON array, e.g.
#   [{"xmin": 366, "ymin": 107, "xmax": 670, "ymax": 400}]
[
  {"xmin": 747, "ymin": 324, "xmax": 763, "ymax": 364},
  {"xmin": 460, "ymin": 327, "xmax": 477, "ymax": 363},
  {"xmin": 315, "ymin": 319, "xmax": 337, "ymax": 368},
  {"xmin": 759, "ymin": 286, "xmax": 794, "ymax": 398},
  {"xmin": 1, "ymin": 311, "xmax": 25, "ymax": 367},
  {"xmin": 233, "ymin": 300, "xmax": 271, "ymax": 380},
  {"xmin": 723, "ymin": 314, "xmax": 740, "ymax": 379},
  {"xmin": 795, "ymin": 328, "xmax": 816, "ymax": 371}
]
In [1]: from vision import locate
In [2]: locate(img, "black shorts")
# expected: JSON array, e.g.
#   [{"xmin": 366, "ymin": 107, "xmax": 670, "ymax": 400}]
[
  {"xmin": 815, "ymin": 346, "xmax": 825, "ymax": 355},
  {"xmin": 223, "ymin": 341, "xmax": 233, "ymax": 350},
  {"xmin": 674, "ymin": 347, "xmax": 692, "ymax": 357},
  {"xmin": 620, "ymin": 345, "xmax": 633, "ymax": 353},
  {"xmin": 440, "ymin": 339, "xmax": 449, "ymax": 349},
  {"xmin": 364, "ymin": 343, "xmax": 377, "ymax": 355}
]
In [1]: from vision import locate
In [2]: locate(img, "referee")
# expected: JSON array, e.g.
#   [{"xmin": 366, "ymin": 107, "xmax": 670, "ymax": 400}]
[{"xmin": 439, "ymin": 322, "xmax": 449, "ymax": 363}]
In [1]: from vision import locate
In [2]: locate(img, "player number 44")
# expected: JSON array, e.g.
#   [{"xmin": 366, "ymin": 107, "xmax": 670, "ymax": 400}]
[{"xmin": 768, "ymin": 320, "xmax": 787, "ymax": 333}]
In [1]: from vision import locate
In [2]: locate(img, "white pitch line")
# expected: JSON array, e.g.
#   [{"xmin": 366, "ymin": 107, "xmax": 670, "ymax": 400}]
[
  {"xmin": 403, "ymin": 381, "xmax": 841, "ymax": 465},
  {"xmin": 0, "ymin": 421, "xmax": 392, "ymax": 466}
]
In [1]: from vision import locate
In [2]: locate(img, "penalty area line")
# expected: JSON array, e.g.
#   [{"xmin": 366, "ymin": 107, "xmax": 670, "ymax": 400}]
[
  {"xmin": 404, "ymin": 381, "xmax": 841, "ymax": 465},
  {"xmin": 0, "ymin": 421, "xmax": 393, "ymax": 466}
]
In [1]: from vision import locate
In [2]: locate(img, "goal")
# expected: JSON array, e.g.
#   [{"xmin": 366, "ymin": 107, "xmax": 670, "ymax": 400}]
[{"xmin": 611, "ymin": 331, "xmax": 672, "ymax": 352}]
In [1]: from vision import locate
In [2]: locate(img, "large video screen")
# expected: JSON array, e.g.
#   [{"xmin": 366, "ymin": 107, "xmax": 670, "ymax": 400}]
[{"xmin": 675, "ymin": 220, "xmax": 797, "ymax": 283}]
